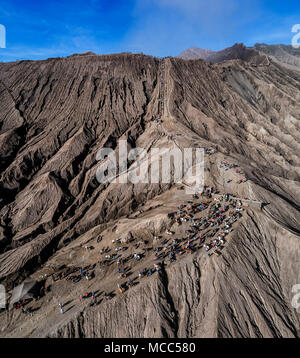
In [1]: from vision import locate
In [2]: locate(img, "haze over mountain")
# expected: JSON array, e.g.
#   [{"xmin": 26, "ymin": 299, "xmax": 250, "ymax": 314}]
[
  {"xmin": 177, "ymin": 47, "xmax": 216, "ymax": 60},
  {"xmin": 178, "ymin": 43, "xmax": 300, "ymax": 69},
  {"xmin": 0, "ymin": 45, "xmax": 300, "ymax": 338}
]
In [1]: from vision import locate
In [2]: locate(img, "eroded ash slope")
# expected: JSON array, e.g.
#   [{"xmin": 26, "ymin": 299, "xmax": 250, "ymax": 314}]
[{"xmin": 0, "ymin": 51, "xmax": 299, "ymax": 337}]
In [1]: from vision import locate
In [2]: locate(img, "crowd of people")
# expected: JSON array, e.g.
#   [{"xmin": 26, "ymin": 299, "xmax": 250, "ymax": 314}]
[
  {"xmin": 84, "ymin": 186, "xmax": 246, "ymax": 299},
  {"xmin": 13, "ymin": 187, "xmax": 246, "ymax": 317}
]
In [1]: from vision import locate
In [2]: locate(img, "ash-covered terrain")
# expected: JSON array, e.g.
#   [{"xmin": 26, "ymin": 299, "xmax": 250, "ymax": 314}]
[{"xmin": 0, "ymin": 46, "xmax": 299, "ymax": 338}]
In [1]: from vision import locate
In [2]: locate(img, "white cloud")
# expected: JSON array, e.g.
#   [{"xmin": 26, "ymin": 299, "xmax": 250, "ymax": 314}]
[{"xmin": 122, "ymin": 0, "xmax": 262, "ymax": 56}]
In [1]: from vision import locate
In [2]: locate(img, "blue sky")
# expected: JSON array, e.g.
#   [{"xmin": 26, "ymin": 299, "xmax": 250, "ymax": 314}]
[{"xmin": 0, "ymin": 0, "xmax": 299, "ymax": 62}]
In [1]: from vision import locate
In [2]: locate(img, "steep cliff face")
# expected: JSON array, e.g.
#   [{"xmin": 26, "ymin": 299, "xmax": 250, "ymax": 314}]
[
  {"xmin": 169, "ymin": 56, "xmax": 300, "ymax": 219},
  {"xmin": 0, "ymin": 53, "xmax": 161, "ymax": 287},
  {"xmin": 0, "ymin": 52, "xmax": 299, "ymax": 338}
]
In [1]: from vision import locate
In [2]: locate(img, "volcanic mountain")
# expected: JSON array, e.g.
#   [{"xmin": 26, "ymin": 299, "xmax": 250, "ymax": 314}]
[
  {"xmin": 179, "ymin": 43, "xmax": 300, "ymax": 69},
  {"xmin": 0, "ymin": 46, "xmax": 299, "ymax": 338}
]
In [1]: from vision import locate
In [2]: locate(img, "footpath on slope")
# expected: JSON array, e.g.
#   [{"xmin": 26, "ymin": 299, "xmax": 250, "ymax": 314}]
[{"xmin": 0, "ymin": 58, "xmax": 264, "ymax": 338}]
